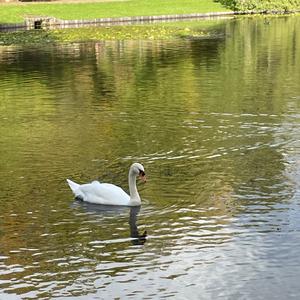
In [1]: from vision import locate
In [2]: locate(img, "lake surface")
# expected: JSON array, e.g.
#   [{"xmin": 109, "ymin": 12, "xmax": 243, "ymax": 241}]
[{"xmin": 0, "ymin": 16, "xmax": 300, "ymax": 299}]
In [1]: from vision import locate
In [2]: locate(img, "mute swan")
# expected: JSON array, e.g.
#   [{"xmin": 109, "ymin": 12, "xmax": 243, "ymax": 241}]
[{"xmin": 66, "ymin": 163, "xmax": 146, "ymax": 206}]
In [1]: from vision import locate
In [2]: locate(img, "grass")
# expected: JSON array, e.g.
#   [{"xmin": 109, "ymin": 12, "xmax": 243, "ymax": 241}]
[
  {"xmin": 0, "ymin": 0, "xmax": 230, "ymax": 24},
  {"xmin": 0, "ymin": 20, "xmax": 226, "ymax": 45}
]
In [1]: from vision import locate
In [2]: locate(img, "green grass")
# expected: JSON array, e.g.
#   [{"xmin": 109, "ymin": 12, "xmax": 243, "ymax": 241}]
[
  {"xmin": 0, "ymin": 20, "xmax": 226, "ymax": 45},
  {"xmin": 0, "ymin": 0, "xmax": 230, "ymax": 24}
]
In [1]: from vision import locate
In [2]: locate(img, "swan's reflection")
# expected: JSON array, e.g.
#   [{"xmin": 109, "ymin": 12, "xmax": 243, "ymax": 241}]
[
  {"xmin": 129, "ymin": 206, "xmax": 147, "ymax": 245},
  {"xmin": 72, "ymin": 201, "xmax": 147, "ymax": 245}
]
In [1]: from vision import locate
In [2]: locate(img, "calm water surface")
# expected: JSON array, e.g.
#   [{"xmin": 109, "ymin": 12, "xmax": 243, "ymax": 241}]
[{"xmin": 0, "ymin": 16, "xmax": 300, "ymax": 299}]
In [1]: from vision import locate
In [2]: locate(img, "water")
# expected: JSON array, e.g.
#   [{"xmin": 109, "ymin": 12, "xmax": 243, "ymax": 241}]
[{"xmin": 0, "ymin": 16, "xmax": 300, "ymax": 299}]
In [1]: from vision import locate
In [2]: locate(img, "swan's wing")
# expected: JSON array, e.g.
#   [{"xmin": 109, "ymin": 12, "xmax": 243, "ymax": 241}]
[{"xmin": 79, "ymin": 181, "xmax": 130, "ymax": 205}]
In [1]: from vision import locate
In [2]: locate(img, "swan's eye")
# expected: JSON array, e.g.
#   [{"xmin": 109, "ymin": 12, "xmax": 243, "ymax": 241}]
[{"xmin": 139, "ymin": 169, "xmax": 145, "ymax": 176}]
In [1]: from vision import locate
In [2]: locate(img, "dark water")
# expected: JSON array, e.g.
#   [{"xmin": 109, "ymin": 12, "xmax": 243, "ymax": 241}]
[{"xmin": 0, "ymin": 16, "xmax": 300, "ymax": 299}]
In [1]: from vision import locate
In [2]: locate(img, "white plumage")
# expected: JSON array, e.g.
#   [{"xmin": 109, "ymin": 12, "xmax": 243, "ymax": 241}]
[{"xmin": 66, "ymin": 163, "xmax": 146, "ymax": 206}]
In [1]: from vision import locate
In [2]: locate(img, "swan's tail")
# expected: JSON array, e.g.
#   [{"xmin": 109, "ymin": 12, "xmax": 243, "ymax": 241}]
[{"xmin": 66, "ymin": 179, "xmax": 82, "ymax": 198}]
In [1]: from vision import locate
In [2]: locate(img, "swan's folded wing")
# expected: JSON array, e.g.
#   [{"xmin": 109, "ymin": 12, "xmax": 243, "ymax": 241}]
[{"xmin": 79, "ymin": 181, "xmax": 130, "ymax": 205}]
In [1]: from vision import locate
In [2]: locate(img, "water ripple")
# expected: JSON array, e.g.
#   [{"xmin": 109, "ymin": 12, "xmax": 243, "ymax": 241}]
[{"xmin": 1, "ymin": 17, "xmax": 300, "ymax": 299}]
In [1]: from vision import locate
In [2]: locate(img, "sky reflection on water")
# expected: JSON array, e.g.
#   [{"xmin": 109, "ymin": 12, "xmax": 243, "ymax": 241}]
[{"xmin": 0, "ymin": 16, "xmax": 300, "ymax": 299}]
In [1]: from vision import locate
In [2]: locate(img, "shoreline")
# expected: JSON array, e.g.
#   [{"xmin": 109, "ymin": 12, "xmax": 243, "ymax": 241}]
[{"xmin": 0, "ymin": 10, "xmax": 298, "ymax": 31}]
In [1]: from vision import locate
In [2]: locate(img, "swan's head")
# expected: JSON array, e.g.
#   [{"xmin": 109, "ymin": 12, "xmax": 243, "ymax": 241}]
[{"xmin": 130, "ymin": 163, "xmax": 146, "ymax": 183}]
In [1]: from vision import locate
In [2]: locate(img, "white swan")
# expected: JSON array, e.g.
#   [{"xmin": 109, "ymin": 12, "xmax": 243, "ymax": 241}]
[{"xmin": 66, "ymin": 163, "xmax": 146, "ymax": 206}]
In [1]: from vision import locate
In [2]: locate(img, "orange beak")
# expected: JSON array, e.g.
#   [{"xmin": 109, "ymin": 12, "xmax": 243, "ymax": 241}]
[{"xmin": 139, "ymin": 174, "xmax": 147, "ymax": 183}]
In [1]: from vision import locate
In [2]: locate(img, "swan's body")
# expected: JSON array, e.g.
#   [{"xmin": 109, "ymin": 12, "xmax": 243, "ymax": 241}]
[{"xmin": 66, "ymin": 163, "xmax": 146, "ymax": 206}]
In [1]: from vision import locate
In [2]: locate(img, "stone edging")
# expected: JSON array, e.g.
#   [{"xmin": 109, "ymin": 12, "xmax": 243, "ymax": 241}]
[{"xmin": 0, "ymin": 10, "xmax": 298, "ymax": 30}]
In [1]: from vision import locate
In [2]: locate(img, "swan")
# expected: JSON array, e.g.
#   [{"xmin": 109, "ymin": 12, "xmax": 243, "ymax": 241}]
[{"xmin": 66, "ymin": 163, "xmax": 146, "ymax": 206}]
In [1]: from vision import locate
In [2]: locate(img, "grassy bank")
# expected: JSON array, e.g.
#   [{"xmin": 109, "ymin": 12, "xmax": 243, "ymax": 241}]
[
  {"xmin": 0, "ymin": 0, "xmax": 230, "ymax": 24},
  {"xmin": 0, "ymin": 20, "xmax": 226, "ymax": 45}
]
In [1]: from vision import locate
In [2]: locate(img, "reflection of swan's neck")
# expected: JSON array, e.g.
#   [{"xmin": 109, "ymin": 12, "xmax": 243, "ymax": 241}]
[
  {"xmin": 129, "ymin": 206, "xmax": 140, "ymax": 237},
  {"xmin": 128, "ymin": 169, "xmax": 141, "ymax": 205},
  {"xmin": 129, "ymin": 206, "xmax": 147, "ymax": 245}
]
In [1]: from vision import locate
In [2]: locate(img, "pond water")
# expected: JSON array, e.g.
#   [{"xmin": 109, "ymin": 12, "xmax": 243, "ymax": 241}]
[{"xmin": 0, "ymin": 16, "xmax": 300, "ymax": 299}]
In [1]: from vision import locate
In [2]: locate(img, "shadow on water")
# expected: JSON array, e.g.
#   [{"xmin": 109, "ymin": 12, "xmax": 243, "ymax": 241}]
[{"xmin": 71, "ymin": 200, "xmax": 147, "ymax": 245}]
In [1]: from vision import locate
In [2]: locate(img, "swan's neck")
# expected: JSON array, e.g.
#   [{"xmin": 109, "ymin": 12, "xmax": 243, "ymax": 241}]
[{"xmin": 128, "ymin": 170, "xmax": 141, "ymax": 205}]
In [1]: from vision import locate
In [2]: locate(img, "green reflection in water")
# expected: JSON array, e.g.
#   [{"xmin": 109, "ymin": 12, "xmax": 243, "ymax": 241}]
[{"xmin": 0, "ymin": 16, "xmax": 299, "ymax": 299}]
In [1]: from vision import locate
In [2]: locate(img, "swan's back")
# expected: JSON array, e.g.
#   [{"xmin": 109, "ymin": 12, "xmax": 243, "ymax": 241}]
[{"xmin": 78, "ymin": 181, "xmax": 130, "ymax": 206}]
